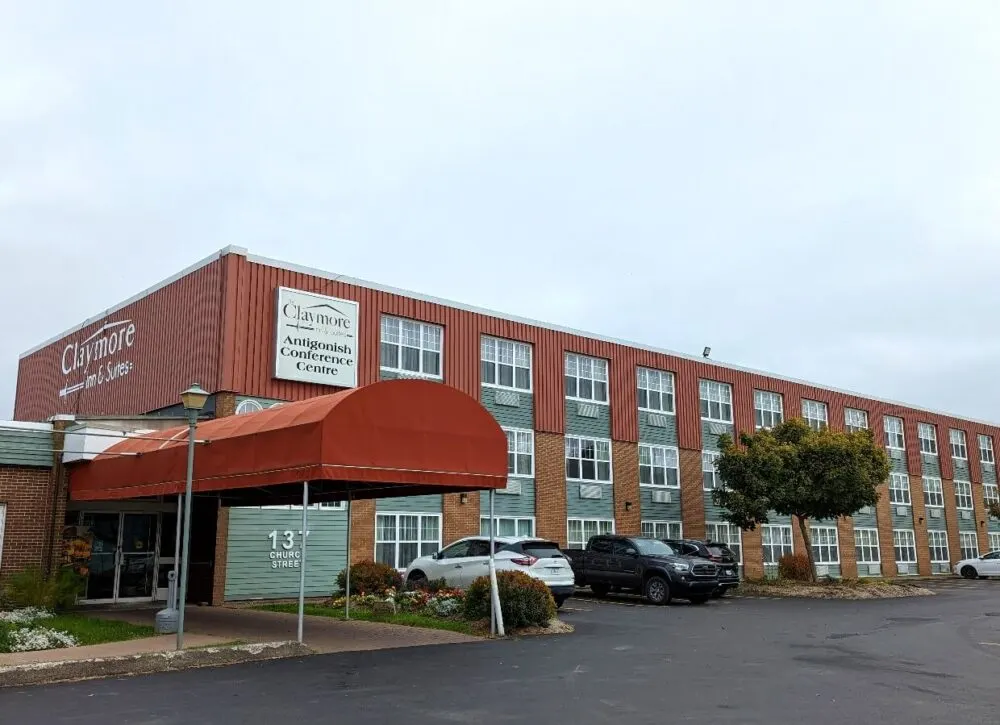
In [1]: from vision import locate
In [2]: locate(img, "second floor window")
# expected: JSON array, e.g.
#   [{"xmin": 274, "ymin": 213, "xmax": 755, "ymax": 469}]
[
  {"xmin": 565, "ymin": 353, "xmax": 608, "ymax": 403},
  {"xmin": 565, "ymin": 436, "xmax": 611, "ymax": 482},
  {"xmin": 637, "ymin": 368, "xmax": 675, "ymax": 413},
  {"xmin": 802, "ymin": 400, "xmax": 828, "ymax": 431},
  {"xmin": 889, "ymin": 472, "xmax": 911, "ymax": 505},
  {"xmin": 950, "ymin": 429, "xmax": 968, "ymax": 460},
  {"xmin": 980, "ymin": 434, "xmax": 995, "ymax": 464},
  {"xmin": 955, "ymin": 480, "xmax": 973, "ymax": 510},
  {"xmin": 481, "ymin": 337, "xmax": 531, "ymax": 391},
  {"xmin": 380, "ymin": 316, "xmax": 442, "ymax": 378},
  {"xmin": 923, "ymin": 476, "xmax": 944, "ymax": 507},
  {"xmin": 639, "ymin": 444, "xmax": 679, "ymax": 487},
  {"xmin": 845, "ymin": 408, "xmax": 869, "ymax": 433},
  {"xmin": 699, "ymin": 380, "xmax": 732, "ymax": 423},
  {"xmin": 918, "ymin": 423, "xmax": 938, "ymax": 455},
  {"xmin": 504, "ymin": 428, "xmax": 534, "ymax": 477},
  {"xmin": 702, "ymin": 451, "xmax": 723, "ymax": 490},
  {"xmin": 754, "ymin": 391, "xmax": 784, "ymax": 430},
  {"xmin": 884, "ymin": 416, "xmax": 905, "ymax": 449}
]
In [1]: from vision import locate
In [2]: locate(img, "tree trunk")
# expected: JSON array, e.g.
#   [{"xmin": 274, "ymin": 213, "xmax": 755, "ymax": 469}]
[{"xmin": 795, "ymin": 515, "xmax": 816, "ymax": 583}]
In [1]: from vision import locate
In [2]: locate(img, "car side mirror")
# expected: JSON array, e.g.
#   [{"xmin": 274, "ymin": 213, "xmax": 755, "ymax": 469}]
[
  {"xmin": 431, "ymin": 552, "xmax": 440, "ymax": 560},
  {"xmin": 624, "ymin": 548, "xmax": 638, "ymax": 557}
]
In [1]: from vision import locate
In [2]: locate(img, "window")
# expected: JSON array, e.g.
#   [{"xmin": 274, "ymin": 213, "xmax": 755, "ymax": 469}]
[
  {"xmin": 380, "ymin": 316, "xmax": 443, "ymax": 378},
  {"xmin": 637, "ymin": 368, "xmax": 675, "ymax": 413},
  {"xmin": 990, "ymin": 532, "xmax": 1000, "ymax": 553},
  {"xmin": 854, "ymin": 528, "xmax": 880, "ymax": 564},
  {"xmin": 918, "ymin": 423, "xmax": 938, "ymax": 455},
  {"xmin": 754, "ymin": 390, "xmax": 784, "ymax": 430},
  {"xmin": 481, "ymin": 337, "xmax": 531, "ymax": 391},
  {"xmin": 761, "ymin": 525, "xmax": 793, "ymax": 564},
  {"xmin": 702, "ymin": 451, "xmax": 722, "ymax": 490},
  {"xmin": 565, "ymin": 436, "xmax": 612, "ymax": 482},
  {"xmin": 504, "ymin": 428, "xmax": 534, "ymax": 477},
  {"xmin": 923, "ymin": 476, "xmax": 944, "ymax": 508},
  {"xmin": 889, "ymin": 472, "xmax": 911, "ymax": 505},
  {"xmin": 640, "ymin": 520, "xmax": 682, "ymax": 540},
  {"xmin": 699, "ymin": 380, "xmax": 733, "ymax": 422},
  {"xmin": 928, "ymin": 530, "xmax": 949, "ymax": 564},
  {"xmin": 960, "ymin": 532, "xmax": 979, "ymax": 560},
  {"xmin": 950, "ymin": 429, "xmax": 968, "ymax": 460},
  {"xmin": 567, "ymin": 518, "xmax": 614, "ymax": 548},
  {"xmin": 480, "ymin": 516, "xmax": 535, "ymax": 538},
  {"xmin": 0, "ymin": 504, "xmax": 5, "ymax": 573},
  {"xmin": 639, "ymin": 445, "xmax": 679, "ymax": 487},
  {"xmin": 985, "ymin": 483, "xmax": 999, "ymax": 510},
  {"xmin": 884, "ymin": 416, "xmax": 905, "ymax": 449},
  {"xmin": 706, "ymin": 522, "xmax": 743, "ymax": 563},
  {"xmin": 955, "ymin": 480, "xmax": 973, "ymax": 510},
  {"xmin": 893, "ymin": 529, "xmax": 917, "ymax": 565},
  {"xmin": 375, "ymin": 513, "xmax": 441, "ymax": 569},
  {"xmin": 317, "ymin": 501, "xmax": 347, "ymax": 510},
  {"xmin": 980, "ymin": 434, "xmax": 995, "ymax": 464},
  {"xmin": 801, "ymin": 400, "xmax": 828, "ymax": 431},
  {"xmin": 845, "ymin": 408, "xmax": 869, "ymax": 433},
  {"xmin": 811, "ymin": 526, "xmax": 840, "ymax": 564},
  {"xmin": 565, "ymin": 353, "xmax": 608, "ymax": 403}
]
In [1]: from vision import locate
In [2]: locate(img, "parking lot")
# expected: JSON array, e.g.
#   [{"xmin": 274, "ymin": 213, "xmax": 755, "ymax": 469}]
[{"xmin": 3, "ymin": 580, "xmax": 1000, "ymax": 724}]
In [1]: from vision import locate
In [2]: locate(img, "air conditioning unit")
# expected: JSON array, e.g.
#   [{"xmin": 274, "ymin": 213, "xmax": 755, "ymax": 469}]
[
  {"xmin": 651, "ymin": 489, "xmax": 672, "ymax": 504},
  {"xmin": 494, "ymin": 390, "xmax": 521, "ymax": 408},
  {"xmin": 896, "ymin": 506, "xmax": 909, "ymax": 517},
  {"xmin": 647, "ymin": 413, "xmax": 668, "ymax": 428},
  {"xmin": 579, "ymin": 484, "xmax": 603, "ymax": 500},
  {"xmin": 929, "ymin": 508, "xmax": 942, "ymax": 519},
  {"xmin": 867, "ymin": 564, "xmax": 881, "ymax": 576},
  {"xmin": 859, "ymin": 506, "xmax": 873, "ymax": 515},
  {"xmin": 897, "ymin": 563, "xmax": 910, "ymax": 574},
  {"xmin": 816, "ymin": 565, "xmax": 830, "ymax": 577},
  {"xmin": 708, "ymin": 422, "xmax": 729, "ymax": 435},
  {"xmin": 498, "ymin": 479, "xmax": 522, "ymax": 496},
  {"xmin": 961, "ymin": 510, "xmax": 972, "ymax": 521}
]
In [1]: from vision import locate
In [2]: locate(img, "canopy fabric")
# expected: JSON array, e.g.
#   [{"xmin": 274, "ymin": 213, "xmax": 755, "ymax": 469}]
[{"xmin": 69, "ymin": 379, "xmax": 509, "ymax": 501}]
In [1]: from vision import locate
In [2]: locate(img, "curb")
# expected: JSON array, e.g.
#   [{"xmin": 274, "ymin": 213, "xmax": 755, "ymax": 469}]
[{"xmin": 0, "ymin": 641, "xmax": 313, "ymax": 689}]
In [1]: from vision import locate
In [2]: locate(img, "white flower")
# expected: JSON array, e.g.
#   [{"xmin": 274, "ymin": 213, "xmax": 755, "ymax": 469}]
[
  {"xmin": 0, "ymin": 607, "xmax": 55, "ymax": 624},
  {"xmin": 8, "ymin": 626, "xmax": 79, "ymax": 652}
]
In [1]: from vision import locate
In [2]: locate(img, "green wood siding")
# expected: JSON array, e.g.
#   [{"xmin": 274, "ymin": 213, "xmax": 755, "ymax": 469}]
[
  {"xmin": 0, "ymin": 427, "xmax": 52, "ymax": 467},
  {"xmin": 952, "ymin": 459, "xmax": 970, "ymax": 481},
  {"xmin": 926, "ymin": 510, "xmax": 947, "ymax": 531},
  {"xmin": 566, "ymin": 483, "xmax": 613, "ymax": 518},
  {"xmin": 480, "ymin": 480, "xmax": 535, "ymax": 518},
  {"xmin": 637, "ymin": 412, "xmax": 678, "ymax": 447},
  {"xmin": 224, "ymin": 508, "xmax": 347, "ymax": 601},
  {"xmin": 376, "ymin": 495, "xmax": 442, "ymax": 513},
  {"xmin": 921, "ymin": 454, "xmax": 941, "ymax": 477},
  {"xmin": 888, "ymin": 449, "xmax": 908, "ymax": 473},
  {"xmin": 701, "ymin": 420, "xmax": 734, "ymax": 452},
  {"xmin": 852, "ymin": 507, "xmax": 878, "ymax": 530},
  {"xmin": 640, "ymin": 488, "xmax": 682, "ymax": 522},
  {"xmin": 564, "ymin": 400, "xmax": 611, "ymax": 438},
  {"xmin": 480, "ymin": 386, "xmax": 534, "ymax": 429}
]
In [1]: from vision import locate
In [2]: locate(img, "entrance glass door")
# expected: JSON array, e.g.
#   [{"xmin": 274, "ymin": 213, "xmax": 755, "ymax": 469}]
[
  {"xmin": 83, "ymin": 513, "xmax": 120, "ymax": 601},
  {"xmin": 79, "ymin": 512, "xmax": 159, "ymax": 602}
]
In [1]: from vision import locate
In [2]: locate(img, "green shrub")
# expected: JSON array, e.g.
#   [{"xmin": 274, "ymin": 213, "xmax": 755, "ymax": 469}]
[
  {"xmin": 778, "ymin": 553, "xmax": 813, "ymax": 581},
  {"xmin": 335, "ymin": 561, "xmax": 403, "ymax": 595},
  {"xmin": 1, "ymin": 567, "xmax": 84, "ymax": 611},
  {"xmin": 464, "ymin": 571, "xmax": 555, "ymax": 628},
  {"xmin": 407, "ymin": 577, "xmax": 450, "ymax": 594}
]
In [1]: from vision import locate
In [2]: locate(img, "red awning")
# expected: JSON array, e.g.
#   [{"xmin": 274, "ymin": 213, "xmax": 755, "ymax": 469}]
[{"xmin": 70, "ymin": 379, "xmax": 509, "ymax": 502}]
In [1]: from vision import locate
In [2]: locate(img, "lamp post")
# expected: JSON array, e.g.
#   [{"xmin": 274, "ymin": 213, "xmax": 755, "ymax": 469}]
[{"xmin": 176, "ymin": 383, "xmax": 208, "ymax": 650}]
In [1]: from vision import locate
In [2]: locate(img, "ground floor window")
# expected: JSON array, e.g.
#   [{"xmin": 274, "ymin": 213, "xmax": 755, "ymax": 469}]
[
  {"xmin": 810, "ymin": 526, "xmax": 839, "ymax": 564},
  {"xmin": 375, "ymin": 513, "xmax": 441, "ymax": 569},
  {"xmin": 960, "ymin": 532, "xmax": 979, "ymax": 560},
  {"xmin": 480, "ymin": 516, "xmax": 534, "ymax": 538},
  {"xmin": 854, "ymin": 528, "xmax": 880, "ymax": 564},
  {"xmin": 705, "ymin": 521, "xmax": 743, "ymax": 563},
  {"xmin": 928, "ymin": 530, "xmax": 949, "ymax": 564},
  {"xmin": 761, "ymin": 524, "xmax": 793, "ymax": 564},
  {"xmin": 893, "ymin": 529, "xmax": 917, "ymax": 566},
  {"xmin": 990, "ymin": 532, "xmax": 1000, "ymax": 553},
  {"xmin": 567, "ymin": 518, "xmax": 614, "ymax": 549},
  {"xmin": 640, "ymin": 520, "xmax": 682, "ymax": 541}
]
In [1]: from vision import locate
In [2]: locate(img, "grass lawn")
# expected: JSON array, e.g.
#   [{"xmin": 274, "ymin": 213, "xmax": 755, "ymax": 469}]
[
  {"xmin": 0, "ymin": 613, "xmax": 155, "ymax": 653},
  {"xmin": 253, "ymin": 602, "xmax": 479, "ymax": 636}
]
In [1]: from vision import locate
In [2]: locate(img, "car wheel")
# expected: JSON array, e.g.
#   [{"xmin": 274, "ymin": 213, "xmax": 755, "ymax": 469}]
[
  {"xmin": 688, "ymin": 595, "xmax": 710, "ymax": 605},
  {"xmin": 407, "ymin": 571, "xmax": 428, "ymax": 588},
  {"xmin": 555, "ymin": 597, "xmax": 567, "ymax": 609},
  {"xmin": 961, "ymin": 565, "xmax": 978, "ymax": 580},
  {"xmin": 590, "ymin": 583, "xmax": 610, "ymax": 597},
  {"xmin": 644, "ymin": 576, "xmax": 671, "ymax": 605}
]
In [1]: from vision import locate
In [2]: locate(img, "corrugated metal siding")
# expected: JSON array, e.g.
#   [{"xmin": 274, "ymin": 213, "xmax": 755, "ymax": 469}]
[
  {"xmin": 15, "ymin": 260, "xmax": 226, "ymax": 421},
  {"xmin": 0, "ymin": 428, "xmax": 52, "ymax": 467}
]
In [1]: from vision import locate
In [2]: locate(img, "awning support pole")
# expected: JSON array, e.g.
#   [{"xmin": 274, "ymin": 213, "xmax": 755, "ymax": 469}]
[
  {"xmin": 176, "ymin": 409, "xmax": 198, "ymax": 651},
  {"xmin": 171, "ymin": 493, "xmax": 182, "ymax": 610},
  {"xmin": 489, "ymin": 488, "xmax": 504, "ymax": 637},
  {"xmin": 297, "ymin": 481, "xmax": 309, "ymax": 644},
  {"xmin": 345, "ymin": 488, "xmax": 352, "ymax": 621}
]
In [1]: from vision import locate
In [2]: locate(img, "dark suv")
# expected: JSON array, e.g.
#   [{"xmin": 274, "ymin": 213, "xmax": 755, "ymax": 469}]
[{"xmin": 664, "ymin": 539, "xmax": 740, "ymax": 598}]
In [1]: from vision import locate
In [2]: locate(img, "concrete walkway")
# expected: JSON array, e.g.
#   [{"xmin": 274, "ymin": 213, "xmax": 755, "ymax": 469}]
[
  {"xmin": 90, "ymin": 606, "xmax": 478, "ymax": 654},
  {"xmin": 0, "ymin": 633, "xmax": 228, "ymax": 668}
]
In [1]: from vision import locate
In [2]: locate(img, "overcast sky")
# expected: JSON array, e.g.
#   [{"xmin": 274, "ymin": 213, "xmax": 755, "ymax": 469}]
[{"xmin": 3, "ymin": 2, "xmax": 999, "ymax": 422}]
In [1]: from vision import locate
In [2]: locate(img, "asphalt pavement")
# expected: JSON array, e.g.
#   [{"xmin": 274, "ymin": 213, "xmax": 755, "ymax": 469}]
[{"xmin": 3, "ymin": 580, "xmax": 1000, "ymax": 724}]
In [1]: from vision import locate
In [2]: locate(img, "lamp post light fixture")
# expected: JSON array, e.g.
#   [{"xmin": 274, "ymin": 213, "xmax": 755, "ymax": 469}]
[{"xmin": 176, "ymin": 383, "xmax": 208, "ymax": 651}]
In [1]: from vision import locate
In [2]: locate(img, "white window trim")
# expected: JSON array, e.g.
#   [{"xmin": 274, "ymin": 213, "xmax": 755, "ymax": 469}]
[
  {"xmin": 923, "ymin": 476, "xmax": 944, "ymax": 508},
  {"xmin": 801, "ymin": 399, "xmax": 829, "ymax": 430},
  {"xmin": 564, "ymin": 352, "xmax": 610, "ymax": 405},
  {"xmin": 884, "ymin": 416, "xmax": 906, "ymax": 450},
  {"xmin": 637, "ymin": 368, "xmax": 676, "ymax": 414},
  {"xmin": 888, "ymin": 472, "xmax": 912, "ymax": 506},
  {"xmin": 854, "ymin": 528, "xmax": 881, "ymax": 564},
  {"xmin": 845, "ymin": 408, "xmax": 869, "ymax": 432},
  {"xmin": 810, "ymin": 525, "xmax": 840, "ymax": 565},
  {"xmin": 761, "ymin": 524, "xmax": 794, "ymax": 564},
  {"xmin": 640, "ymin": 520, "xmax": 683, "ymax": 540},
  {"xmin": 699, "ymin": 379, "xmax": 734, "ymax": 424},
  {"xmin": 566, "ymin": 518, "xmax": 615, "ymax": 549},
  {"xmin": 928, "ymin": 530, "xmax": 950, "ymax": 564},
  {"xmin": 380, "ymin": 315, "xmax": 444, "ymax": 380},
  {"xmin": 950, "ymin": 430, "xmax": 968, "ymax": 461},
  {"xmin": 979, "ymin": 435, "xmax": 995, "ymax": 464},
  {"xmin": 989, "ymin": 532, "xmax": 1000, "ymax": 552},
  {"xmin": 706, "ymin": 521, "xmax": 743, "ymax": 564},
  {"xmin": 481, "ymin": 336, "xmax": 533, "ymax": 393},
  {"xmin": 565, "ymin": 435, "xmax": 614, "ymax": 484},
  {"xmin": 893, "ymin": 529, "xmax": 918, "ymax": 565},
  {"xmin": 984, "ymin": 483, "xmax": 999, "ymax": 509},
  {"xmin": 959, "ymin": 532, "xmax": 979, "ymax": 560},
  {"xmin": 374, "ymin": 512, "xmax": 442, "ymax": 570},
  {"xmin": 954, "ymin": 480, "xmax": 974, "ymax": 511},
  {"xmin": 638, "ymin": 443, "xmax": 680, "ymax": 489},
  {"xmin": 702, "ymin": 450, "xmax": 723, "ymax": 491},
  {"xmin": 918, "ymin": 423, "xmax": 939, "ymax": 456},
  {"xmin": 503, "ymin": 427, "xmax": 535, "ymax": 479},
  {"xmin": 480, "ymin": 516, "xmax": 535, "ymax": 538},
  {"xmin": 754, "ymin": 390, "xmax": 784, "ymax": 430}
]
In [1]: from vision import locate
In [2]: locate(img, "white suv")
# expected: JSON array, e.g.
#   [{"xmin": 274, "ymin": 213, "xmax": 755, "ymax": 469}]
[{"xmin": 404, "ymin": 536, "xmax": 575, "ymax": 608}]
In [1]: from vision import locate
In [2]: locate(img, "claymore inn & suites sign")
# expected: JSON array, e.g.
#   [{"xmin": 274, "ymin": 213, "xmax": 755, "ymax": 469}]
[{"xmin": 273, "ymin": 287, "xmax": 359, "ymax": 388}]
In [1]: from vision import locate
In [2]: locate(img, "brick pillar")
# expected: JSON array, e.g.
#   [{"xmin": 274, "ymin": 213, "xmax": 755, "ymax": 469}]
[
  {"xmin": 875, "ymin": 481, "xmax": 898, "ymax": 577},
  {"xmin": 535, "ymin": 432, "xmax": 568, "ymax": 547},
  {"xmin": 941, "ymin": 479, "xmax": 962, "ymax": 565},
  {"xmin": 909, "ymin": 474, "xmax": 932, "ymax": 575},
  {"xmin": 215, "ymin": 392, "xmax": 237, "ymax": 418},
  {"xmin": 46, "ymin": 418, "xmax": 73, "ymax": 575},
  {"xmin": 743, "ymin": 527, "xmax": 763, "ymax": 579},
  {"xmin": 679, "ymin": 448, "xmax": 706, "ymax": 540},
  {"xmin": 612, "ymin": 441, "xmax": 640, "ymax": 535},
  {"xmin": 443, "ymin": 492, "xmax": 480, "ymax": 543},
  {"xmin": 837, "ymin": 516, "xmax": 858, "ymax": 578},
  {"xmin": 212, "ymin": 506, "xmax": 230, "ymax": 605},
  {"xmin": 349, "ymin": 499, "xmax": 376, "ymax": 564},
  {"xmin": 972, "ymin": 480, "xmax": 990, "ymax": 555}
]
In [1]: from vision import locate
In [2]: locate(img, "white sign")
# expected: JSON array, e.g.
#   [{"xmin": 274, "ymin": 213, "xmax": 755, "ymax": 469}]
[
  {"xmin": 274, "ymin": 287, "xmax": 359, "ymax": 388},
  {"xmin": 267, "ymin": 529, "xmax": 309, "ymax": 569},
  {"xmin": 59, "ymin": 320, "xmax": 138, "ymax": 398}
]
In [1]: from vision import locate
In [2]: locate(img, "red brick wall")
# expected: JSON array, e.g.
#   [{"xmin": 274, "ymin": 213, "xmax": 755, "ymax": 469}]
[
  {"xmin": 349, "ymin": 499, "xmax": 376, "ymax": 564},
  {"xmin": 535, "ymin": 433, "xmax": 567, "ymax": 546},
  {"xmin": 0, "ymin": 466, "xmax": 55, "ymax": 582},
  {"xmin": 212, "ymin": 506, "xmax": 230, "ymax": 605},
  {"xmin": 875, "ymin": 482, "xmax": 898, "ymax": 577},
  {"xmin": 679, "ymin": 449, "xmax": 706, "ymax": 540},
  {"xmin": 612, "ymin": 441, "xmax": 641, "ymax": 536},
  {"xmin": 972, "ymin": 481, "xmax": 990, "ymax": 555},
  {"xmin": 941, "ymin": 479, "xmax": 962, "ymax": 565},
  {"xmin": 837, "ymin": 517, "xmax": 858, "ymax": 579},
  {"xmin": 443, "ymin": 492, "xmax": 480, "ymax": 544},
  {"xmin": 743, "ymin": 527, "xmax": 763, "ymax": 579},
  {"xmin": 909, "ymin": 474, "xmax": 932, "ymax": 575}
]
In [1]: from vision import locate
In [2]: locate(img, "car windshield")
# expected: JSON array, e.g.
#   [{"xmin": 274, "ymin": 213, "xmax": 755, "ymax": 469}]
[{"xmin": 632, "ymin": 538, "xmax": 677, "ymax": 556}]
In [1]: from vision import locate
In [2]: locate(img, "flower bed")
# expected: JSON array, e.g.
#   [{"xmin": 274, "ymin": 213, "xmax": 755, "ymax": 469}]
[
  {"xmin": 737, "ymin": 578, "xmax": 935, "ymax": 599},
  {"xmin": 0, "ymin": 608, "xmax": 79, "ymax": 653}
]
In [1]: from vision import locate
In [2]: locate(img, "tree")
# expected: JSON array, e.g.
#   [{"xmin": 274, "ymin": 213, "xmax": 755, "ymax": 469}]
[{"xmin": 712, "ymin": 418, "xmax": 890, "ymax": 581}]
